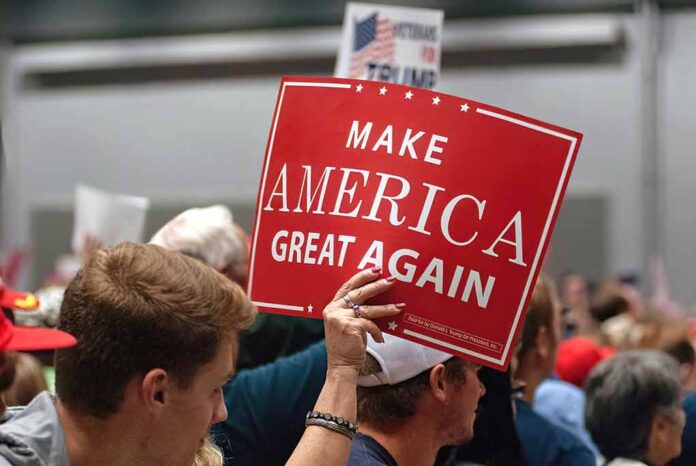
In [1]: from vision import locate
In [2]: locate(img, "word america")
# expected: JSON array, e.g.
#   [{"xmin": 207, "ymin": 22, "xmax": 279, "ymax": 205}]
[{"xmin": 263, "ymin": 164, "xmax": 526, "ymax": 267}]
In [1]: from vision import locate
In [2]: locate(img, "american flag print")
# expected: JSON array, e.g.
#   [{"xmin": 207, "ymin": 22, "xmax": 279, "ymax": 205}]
[{"xmin": 350, "ymin": 13, "xmax": 396, "ymax": 79}]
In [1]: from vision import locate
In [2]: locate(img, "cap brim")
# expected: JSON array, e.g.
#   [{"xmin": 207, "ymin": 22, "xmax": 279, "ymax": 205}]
[{"xmin": 5, "ymin": 326, "xmax": 77, "ymax": 351}]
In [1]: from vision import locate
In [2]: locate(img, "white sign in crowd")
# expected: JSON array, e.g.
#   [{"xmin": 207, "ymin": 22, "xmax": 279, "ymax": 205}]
[{"xmin": 335, "ymin": 2, "xmax": 444, "ymax": 90}]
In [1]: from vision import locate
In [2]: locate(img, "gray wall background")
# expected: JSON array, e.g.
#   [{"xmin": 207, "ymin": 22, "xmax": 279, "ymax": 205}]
[{"xmin": 1, "ymin": 12, "xmax": 694, "ymax": 309}]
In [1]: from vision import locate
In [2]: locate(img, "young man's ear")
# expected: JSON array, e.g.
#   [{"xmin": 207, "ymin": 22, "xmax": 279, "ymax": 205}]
[
  {"xmin": 534, "ymin": 326, "xmax": 551, "ymax": 360},
  {"xmin": 429, "ymin": 364, "xmax": 448, "ymax": 402},
  {"xmin": 141, "ymin": 368, "xmax": 171, "ymax": 413}
]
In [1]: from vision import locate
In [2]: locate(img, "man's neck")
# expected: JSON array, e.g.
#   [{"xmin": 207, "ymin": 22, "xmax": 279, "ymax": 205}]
[
  {"xmin": 359, "ymin": 420, "xmax": 441, "ymax": 466},
  {"xmin": 56, "ymin": 400, "xmax": 147, "ymax": 466},
  {"xmin": 515, "ymin": 363, "xmax": 546, "ymax": 404}
]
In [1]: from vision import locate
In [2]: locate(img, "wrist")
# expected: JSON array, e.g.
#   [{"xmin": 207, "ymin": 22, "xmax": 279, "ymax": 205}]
[{"xmin": 326, "ymin": 364, "xmax": 361, "ymax": 383}]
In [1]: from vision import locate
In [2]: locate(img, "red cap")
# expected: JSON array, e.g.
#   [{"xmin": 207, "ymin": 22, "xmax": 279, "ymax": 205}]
[
  {"xmin": 0, "ymin": 281, "xmax": 77, "ymax": 351},
  {"xmin": 555, "ymin": 337, "xmax": 615, "ymax": 388},
  {"xmin": 0, "ymin": 283, "xmax": 40, "ymax": 311},
  {"xmin": 0, "ymin": 317, "xmax": 76, "ymax": 351}
]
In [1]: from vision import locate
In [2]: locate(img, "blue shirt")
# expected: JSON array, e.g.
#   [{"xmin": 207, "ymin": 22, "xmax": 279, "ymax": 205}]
[
  {"xmin": 534, "ymin": 378, "xmax": 601, "ymax": 459},
  {"xmin": 672, "ymin": 391, "xmax": 696, "ymax": 466},
  {"xmin": 349, "ymin": 432, "xmax": 397, "ymax": 466},
  {"xmin": 515, "ymin": 398, "xmax": 596, "ymax": 466},
  {"xmin": 211, "ymin": 340, "xmax": 327, "ymax": 465}
]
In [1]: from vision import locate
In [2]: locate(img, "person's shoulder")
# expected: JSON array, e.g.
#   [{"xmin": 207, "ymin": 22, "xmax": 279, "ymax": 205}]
[
  {"xmin": 534, "ymin": 379, "xmax": 586, "ymax": 424},
  {"xmin": 546, "ymin": 419, "xmax": 595, "ymax": 465},
  {"xmin": 348, "ymin": 433, "xmax": 396, "ymax": 466},
  {"xmin": 234, "ymin": 339, "xmax": 327, "ymax": 380},
  {"xmin": 516, "ymin": 399, "xmax": 594, "ymax": 465},
  {"xmin": 516, "ymin": 398, "xmax": 554, "ymax": 432},
  {"xmin": 0, "ymin": 406, "xmax": 27, "ymax": 426},
  {"xmin": 536, "ymin": 378, "xmax": 585, "ymax": 403},
  {"xmin": 683, "ymin": 391, "xmax": 696, "ymax": 412},
  {"xmin": 0, "ymin": 392, "xmax": 53, "ymax": 428}
]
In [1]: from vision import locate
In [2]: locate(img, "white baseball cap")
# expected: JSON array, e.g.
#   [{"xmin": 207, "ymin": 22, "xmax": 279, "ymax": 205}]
[{"xmin": 358, "ymin": 334, "xmax": 454, "ymax": 387}]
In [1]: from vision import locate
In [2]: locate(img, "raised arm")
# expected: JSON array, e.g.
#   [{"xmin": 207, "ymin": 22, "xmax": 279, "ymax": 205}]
[{"xmin": 285, "ymin": 267, "xmax": 403, "ymax": 466}]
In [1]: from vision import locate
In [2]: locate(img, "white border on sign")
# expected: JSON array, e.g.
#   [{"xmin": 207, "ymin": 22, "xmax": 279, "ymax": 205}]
[
  {"xmin": 247, "ymin": 80, "xmax": 353, "ymax": 312},
  {"xmin": 248, "ymin": 81, "xmax": 578, "ymax": 366},
  {"xmin": 252, "ymin": 301, "xmax": 305, "ymax": 312}
]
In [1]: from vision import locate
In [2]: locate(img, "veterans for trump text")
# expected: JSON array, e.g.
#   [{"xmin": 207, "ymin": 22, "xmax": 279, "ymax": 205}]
[{"xmin": 261, "ymin": 119, "xmax": 529, "ymax": 310}]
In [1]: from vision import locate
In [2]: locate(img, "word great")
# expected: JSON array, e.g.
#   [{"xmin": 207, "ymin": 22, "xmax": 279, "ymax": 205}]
[{"xmin": 270, "ymin": 230, "xmax": 495, "ymax": 309}]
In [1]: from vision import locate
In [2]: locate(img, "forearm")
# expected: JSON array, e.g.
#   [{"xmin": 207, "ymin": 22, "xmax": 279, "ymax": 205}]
[{"xmin": 285, "ymin": 367, "xmax": 358, "ymax": 466}]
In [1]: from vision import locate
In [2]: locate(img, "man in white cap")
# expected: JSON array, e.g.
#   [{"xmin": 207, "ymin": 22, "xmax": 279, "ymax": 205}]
[{"xmin": 350, "ymin": 334, "xmax": 486, "ymax": 466}]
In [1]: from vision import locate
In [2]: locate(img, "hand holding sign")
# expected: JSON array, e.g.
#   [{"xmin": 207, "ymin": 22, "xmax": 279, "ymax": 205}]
[
  {"xmin": 323, "ymin": 267, "xmax": 403, "ymax": 374},
  {"xmin": 249, "ymin": 77, "xmax": 581, "ymax": 370}
]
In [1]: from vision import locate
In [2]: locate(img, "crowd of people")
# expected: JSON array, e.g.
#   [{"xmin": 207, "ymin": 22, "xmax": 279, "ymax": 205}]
[{"xmin": 0, "ymin": 203, "xmax": 693, "ymax": 466}]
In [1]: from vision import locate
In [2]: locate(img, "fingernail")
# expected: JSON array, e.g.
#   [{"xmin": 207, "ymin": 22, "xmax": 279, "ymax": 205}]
[
  {"xmin": 370, "ymin": 266, "xmax": 382, "ymax": 273},
  {"xmin": 396, "ymin": 303, "xmax": 406, "ymax": 308},
  {"xmin": 385, "ymin": 276, "xmax": 396, "ymax": 282}
]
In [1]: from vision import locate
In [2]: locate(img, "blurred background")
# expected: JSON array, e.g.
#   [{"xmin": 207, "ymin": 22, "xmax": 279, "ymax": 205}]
[{"xmin": 0, "ymin": 0, "xmax": 694, "ymax": 311}]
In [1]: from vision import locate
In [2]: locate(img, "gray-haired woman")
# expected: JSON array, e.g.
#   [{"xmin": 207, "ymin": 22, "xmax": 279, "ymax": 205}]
[{"xmin": 585, "ymin": 350, "xmax": 686, "ymax": 466}]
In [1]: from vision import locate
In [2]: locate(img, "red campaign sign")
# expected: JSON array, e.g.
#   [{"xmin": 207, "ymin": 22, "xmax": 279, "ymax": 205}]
[{"xmin": 248, "ymin": 76, "xmax": 582, "ymax": 370}]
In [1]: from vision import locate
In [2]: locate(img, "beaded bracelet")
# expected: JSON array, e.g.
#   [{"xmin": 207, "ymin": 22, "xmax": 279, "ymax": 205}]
[{"xmin": 305, "ymin": 411, "xmax": 358, "ymax": 440}]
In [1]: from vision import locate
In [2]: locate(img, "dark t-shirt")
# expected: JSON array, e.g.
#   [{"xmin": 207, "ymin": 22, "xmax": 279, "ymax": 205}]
[
  {"xmin": 235, "ymin": 313, "xmax": 325, "ymax": 370},
  {"xmin": 349, "ymin": 432, "xmax": 398, "ymax": 466},
  {"xmin": 515, "ymin": 398, "xmax": 596, "ymax": 466},
  {"xmin": 211, "ymin": 340, "xmax": 327, "ymax": 466}
]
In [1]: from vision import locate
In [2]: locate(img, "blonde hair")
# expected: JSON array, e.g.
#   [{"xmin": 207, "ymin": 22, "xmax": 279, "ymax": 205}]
[{"xmin": 194, "ymin": 436, "xmax": 224, "ymax": 466}]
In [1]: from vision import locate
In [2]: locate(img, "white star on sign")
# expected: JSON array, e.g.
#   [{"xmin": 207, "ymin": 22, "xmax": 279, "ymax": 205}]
[
  {"xmin": 388, "ymin": 321, "xmax": 398, "ymax": 331},
  {"xmin": 404, "ymin": 90, "xmax": 413, "ymax": 100},
  {"xmin": 460, "ymin": 103, "xmax": 470, "ymax": 112},
  {"xmin": 379, "ymin": 86, "xmax": 388, "ymax": 95},
  {"xmin": 307, "ymin": 304, "xmax": 314, "ymax": 313},
  {"xmin": 355, "ymin": 84, "xmax": 363, "ymax": 93},
  {"xmin": 432, "ymin": 96, "xmax": 441, "ymax": 105}
]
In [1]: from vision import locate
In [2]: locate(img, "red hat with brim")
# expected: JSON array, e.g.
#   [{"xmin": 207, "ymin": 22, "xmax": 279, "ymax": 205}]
[
  {"xmin": 0, "ymin": 282, "xmax": 77, "ymax": 351},
  {"xmin": 0, "ymin": 316, "xmax": 76, "ymax": 351}
]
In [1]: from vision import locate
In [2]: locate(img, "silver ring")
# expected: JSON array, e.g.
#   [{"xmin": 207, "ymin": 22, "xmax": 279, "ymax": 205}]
[{"xmin": 342, "ymin": 294, "xmax": 355, "ymax": 308}]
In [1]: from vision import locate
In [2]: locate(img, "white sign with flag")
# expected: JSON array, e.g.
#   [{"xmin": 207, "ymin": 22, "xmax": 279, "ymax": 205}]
[{"xmin": 335, "ymin": 2, "xmax": 443, "ymax": 90}]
